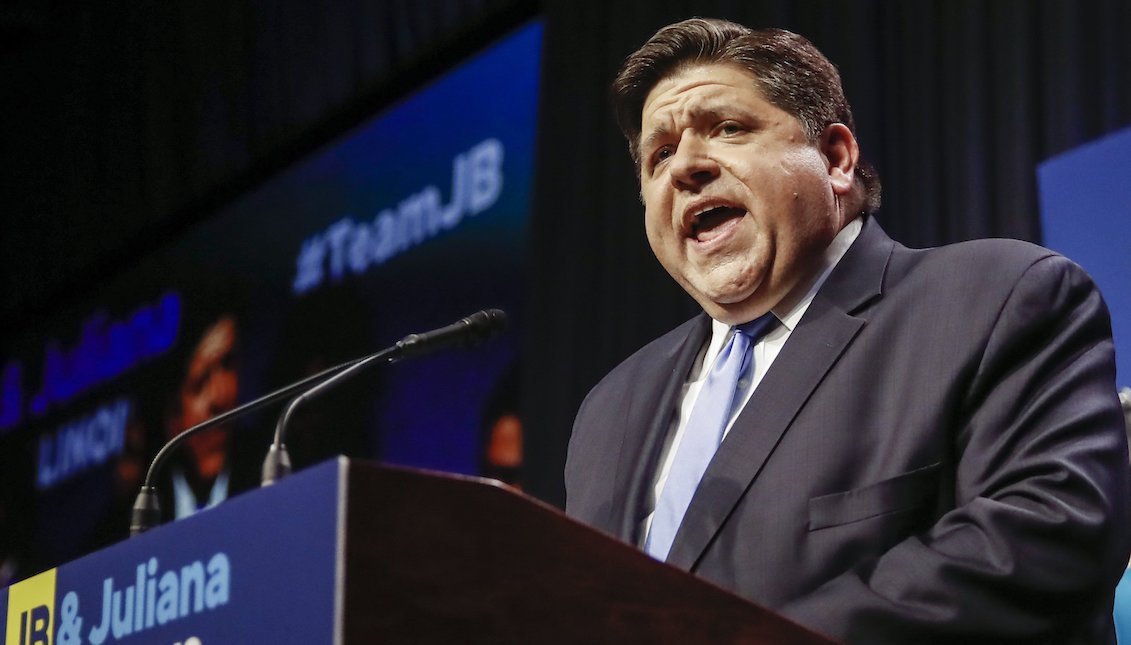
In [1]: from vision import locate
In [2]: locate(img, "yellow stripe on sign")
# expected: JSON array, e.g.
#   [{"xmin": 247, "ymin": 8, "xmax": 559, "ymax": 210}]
[{"xmin": 5, "ymin": 568, "xmax": 57, "ymax": 645}]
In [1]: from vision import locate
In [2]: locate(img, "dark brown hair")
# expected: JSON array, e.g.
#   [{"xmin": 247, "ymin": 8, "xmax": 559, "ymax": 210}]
[{"xmin": 612, "ymin": 18, "xmax": 881, "ymax": 214}]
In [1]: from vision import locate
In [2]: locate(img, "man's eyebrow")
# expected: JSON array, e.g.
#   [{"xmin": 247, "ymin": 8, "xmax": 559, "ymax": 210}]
[
  {"xmin": 640, "ymin": 106, "xmax": 739, "ymax": 155},
  {"xmin": 640, "ymin": 126, "xmax": 672, "ymax": 156}
]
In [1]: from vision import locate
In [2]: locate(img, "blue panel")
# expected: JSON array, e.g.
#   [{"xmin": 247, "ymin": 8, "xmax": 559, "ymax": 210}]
[
  {"xmin": 0, "ymin": 587, "xmax": 7, "ymax": 645},
  {"xmin": 1038, "ymin": 126, "xmax": 1131, "ymax": 386},
  {"xmin": 47, "ymin": 459, "xmax": 342, "ymax": 644}
]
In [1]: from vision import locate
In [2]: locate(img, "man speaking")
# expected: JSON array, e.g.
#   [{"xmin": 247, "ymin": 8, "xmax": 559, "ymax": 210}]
[{"xmin": 565, "ymin": 18, "xmax": 1130, "ymax": 643}]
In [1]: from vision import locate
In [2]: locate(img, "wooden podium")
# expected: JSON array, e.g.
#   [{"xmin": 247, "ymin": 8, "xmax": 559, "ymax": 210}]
[{"xmin": 0, "ymin": 458, "xmax": 837, "ymax": 644}]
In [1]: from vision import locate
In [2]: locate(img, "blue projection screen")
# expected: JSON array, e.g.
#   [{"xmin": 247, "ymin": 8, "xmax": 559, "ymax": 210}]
[
  {"xmin": 0, "ymin": 20, "xmax": 542, "ymax": 581},
  {"xmin": 1038, "ymin": 126, "xmax": 1131, "ymax": 388}
]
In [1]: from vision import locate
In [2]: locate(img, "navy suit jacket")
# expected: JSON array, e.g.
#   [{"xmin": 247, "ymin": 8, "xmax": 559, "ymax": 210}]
[{"xmin": 566, "ymin": 217, "xmax": 1130, "ymax": 643}]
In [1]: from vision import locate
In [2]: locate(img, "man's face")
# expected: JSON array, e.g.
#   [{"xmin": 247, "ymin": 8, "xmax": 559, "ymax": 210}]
[
  {"xmin": 173, "ymin": 316, "xmax": 239, "ymax": 476},
  {"xmin": 638, "ymin": 63, "xmax": 853, "ymax": 324},
  {"xmin": 179, "ymin": 316, "xmax": 239, "ymax": 431}
]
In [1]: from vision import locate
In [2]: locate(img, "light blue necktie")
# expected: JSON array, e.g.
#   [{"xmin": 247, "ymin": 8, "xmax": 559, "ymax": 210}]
[{"xmin": 645, "ymin": 314, "xmax": 775, "ymax": 561}]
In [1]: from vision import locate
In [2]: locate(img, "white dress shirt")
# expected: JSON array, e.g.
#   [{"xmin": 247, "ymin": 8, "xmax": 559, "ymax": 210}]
[{"xmin": 643, "ymin": 217, "xmax": 863, "ymax": 541}]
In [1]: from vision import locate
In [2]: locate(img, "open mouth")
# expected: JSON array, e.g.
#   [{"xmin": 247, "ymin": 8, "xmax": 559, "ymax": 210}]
[{"xmin": 690, "ymin": 206, "xmax": 746, "ymax": 241}]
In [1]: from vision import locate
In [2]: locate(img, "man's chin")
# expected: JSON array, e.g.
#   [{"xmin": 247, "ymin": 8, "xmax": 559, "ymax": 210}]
[
  {"xmin": 695, "ymin": 294, "xmax": 772, "ymax": 325},
  {"xmin": 686, "ymin": 277, "xmax": 771, "ymax": 323}
]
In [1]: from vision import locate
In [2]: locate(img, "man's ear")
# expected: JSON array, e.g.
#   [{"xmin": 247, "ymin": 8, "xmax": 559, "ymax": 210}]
[{"xmin": 821, "ymin": 123, "xmax": 859, "ymax": 196}]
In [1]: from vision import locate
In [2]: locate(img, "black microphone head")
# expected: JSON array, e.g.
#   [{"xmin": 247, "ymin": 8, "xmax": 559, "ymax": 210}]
[
  {"xmin": 464, "ymin": 309, "xmax": 508, "ymax": 342},
  {"xmin": 395, "ymin": 309, "xmax": 508, "ymax": 360}
]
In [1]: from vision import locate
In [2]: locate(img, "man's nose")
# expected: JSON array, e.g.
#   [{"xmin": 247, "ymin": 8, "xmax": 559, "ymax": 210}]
[{"xmin": 668, "ymin": 137, "xmax": 719, "ymax": 191}]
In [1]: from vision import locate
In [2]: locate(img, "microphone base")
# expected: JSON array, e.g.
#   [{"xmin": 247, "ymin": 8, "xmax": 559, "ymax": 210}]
[
  {"xmin": 130, "ymin": 487, "xmax": 162, "ymax": 537},
  {"xmin": 261, "ymin": 443, "xmax": 293, "ymax": 486}
]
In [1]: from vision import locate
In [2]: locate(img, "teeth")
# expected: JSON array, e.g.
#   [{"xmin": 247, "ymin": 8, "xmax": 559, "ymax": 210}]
[
  {"xmin": 690, "ymin": 203, "xmax": 736, "ymax": 220},
  {"xmin": 687, "ymin": 204, "xmax": 744, "ymax": 237}
]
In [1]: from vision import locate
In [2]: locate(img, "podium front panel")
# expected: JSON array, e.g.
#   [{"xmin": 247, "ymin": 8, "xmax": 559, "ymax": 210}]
[{"xmin": 1, "ymin": 459, "xmax": 344, "ymax": 645}]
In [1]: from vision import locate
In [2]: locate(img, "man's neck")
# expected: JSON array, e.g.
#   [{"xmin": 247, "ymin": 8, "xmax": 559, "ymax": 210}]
[{"xmin": 769, "ymin": 216, "xmax": 863, "ymax": 328}]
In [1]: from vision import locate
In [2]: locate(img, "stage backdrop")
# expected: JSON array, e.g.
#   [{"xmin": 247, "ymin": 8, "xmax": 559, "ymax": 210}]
[{"xmin": 0, "ymin": 20, "xmax": 542, "ymax": 582}]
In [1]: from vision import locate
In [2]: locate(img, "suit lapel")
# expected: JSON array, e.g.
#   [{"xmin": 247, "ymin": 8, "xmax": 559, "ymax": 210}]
[
  {"xmin": 666, "ymin": 217, "xmax": 896, "ymax": 570},
  {"xmin": 608, "ymin": 314, "xmax": 711, "ymax": 543}
]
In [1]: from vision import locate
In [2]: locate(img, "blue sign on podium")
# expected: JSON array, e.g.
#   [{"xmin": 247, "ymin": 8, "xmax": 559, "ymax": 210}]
[{"xmin": 2, "ymin": 458, "xmax": 344, "ymax": 645}]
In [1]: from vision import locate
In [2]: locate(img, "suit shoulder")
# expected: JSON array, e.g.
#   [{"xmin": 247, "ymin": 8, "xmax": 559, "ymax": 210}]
[
  {"xmin": 932, "ymin": 237, "xmax": 1056, "ymax": 268},
  {"xmin": 899, "ymin": 237, "xmax": 1089, "ymax": 289}
]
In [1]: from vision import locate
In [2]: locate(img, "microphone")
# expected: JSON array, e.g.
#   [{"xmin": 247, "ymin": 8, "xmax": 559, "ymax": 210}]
[
  {"xmin": 129, "ymin": 354, "xmax": 369, "ymax": 536},
  {"xmin": 130, "ymin": 308, "xmax": 507, "ymax": 536},
  {"xmin": 261, "ymin": 309, "xmax": 508, "ymax": 485},
  {"xmin": 394, "ymin": 308, "xmax": 507, "ymax": 359}
]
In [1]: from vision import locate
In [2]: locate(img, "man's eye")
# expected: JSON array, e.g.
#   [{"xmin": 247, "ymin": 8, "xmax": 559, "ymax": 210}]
[
  {"xmin": 653, "ymin": 146, "xmax": 673, "ymax": 165},
  {"xmin": 719, "ymin": 123, "xmax": 743, "ymax": 136}
]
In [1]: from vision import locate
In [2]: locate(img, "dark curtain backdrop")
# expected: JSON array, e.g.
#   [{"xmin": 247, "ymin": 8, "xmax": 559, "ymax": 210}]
[{"xmin": 2, "ymin": 0, "xmax": 1129, "ymax": 507}]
